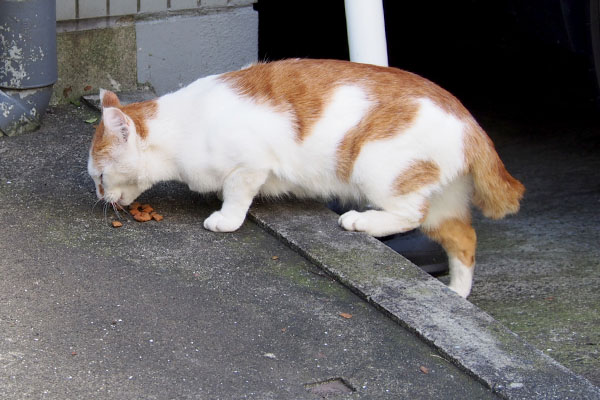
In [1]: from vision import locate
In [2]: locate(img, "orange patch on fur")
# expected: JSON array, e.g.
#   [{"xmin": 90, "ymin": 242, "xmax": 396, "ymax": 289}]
[
  {"xmin": 91, "ymin": 120, "xmax": 113, "ymax": 161},
  {"xmin": 329, "ymin": 60, "xmax": 471, "ymax": 181},
  {"xmin": 464, "ymin": 119, "xmax": 525, "ymax": 219},
  {"xmin": 91, "ymin": 92, "xmax": 158, "ymax": 165},
  {"xmin": 220, "ymin": 60, "xmax": 338, "ymax": 141},
  {"xmin": 393, "ymin": 160, "xmax": 440, "ymax": 196},
  {"xmin": 102, "ymin": 90, "xmax": 121, "ymax": 108},
  {"xmin": 336, "ymin": 101, "xmax": 418, "ymax": 181},
  {"xmin": 422, "ymin": 218, "xmax": 476, "ymax": 267},
  {"xmin": 120, "ymin": 100, "xmax": 158, "ymax": 140}
]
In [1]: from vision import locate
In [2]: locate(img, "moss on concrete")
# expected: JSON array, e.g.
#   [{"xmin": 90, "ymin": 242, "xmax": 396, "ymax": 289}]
[
  {"xmin": 52, "ymin": 25, "xmax": 137, "ymax": 105},
  {"xmin": 476, "ymin": 293, "xmax": 600, "ymax": 383}
]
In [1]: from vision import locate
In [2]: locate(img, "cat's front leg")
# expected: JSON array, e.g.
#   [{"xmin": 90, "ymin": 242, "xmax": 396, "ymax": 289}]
[{"xmin": 203, "ymin": 168, "xmax": 268, "ymax": 233}]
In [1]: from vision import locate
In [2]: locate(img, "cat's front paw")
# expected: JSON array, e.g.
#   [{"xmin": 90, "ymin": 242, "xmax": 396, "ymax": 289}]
[
  {"xmin": 203, "ymin": 211, "xmax": 244, "ymax": 233},
  {"xmin": 338, "ymin": 210, "xmax": 369, "ymax": 233}
]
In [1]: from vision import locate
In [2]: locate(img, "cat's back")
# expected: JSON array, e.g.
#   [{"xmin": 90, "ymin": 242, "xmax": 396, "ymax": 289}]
[
  {"xmin": 214, "ymin": 59, "xmax": 472, "ymax": 197},
  {"xmin": 219, "ymin": 59, "xmax": 471, "ymax": 131}
]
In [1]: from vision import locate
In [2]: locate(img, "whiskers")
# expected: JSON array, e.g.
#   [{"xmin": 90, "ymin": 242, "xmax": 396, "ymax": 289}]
[
  {"xmin": 91, "ymin": 199, "xmax": 130, "ymax": 226},
  {"xmin": 111, "ymin": 201, "xmax": 130, "ymax": 221}
]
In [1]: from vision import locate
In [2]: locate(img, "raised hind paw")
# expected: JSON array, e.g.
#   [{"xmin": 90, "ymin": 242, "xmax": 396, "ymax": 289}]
[
  {"xmin": 338, "ymin": 210, "xmax": 369, "ymax": 232},
  {"xmin": 338, "ymin": 209, "xmax": 419, "ymax": 237},
  {"xmin": 203, "ymin": 211, "xmax": 244, "ymax": 233}
]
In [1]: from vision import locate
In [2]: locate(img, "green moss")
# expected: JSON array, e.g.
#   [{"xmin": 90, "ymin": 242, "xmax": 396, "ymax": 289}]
[{"xmin": 478, "ymin": 295, "xmax": 600, "ymax": 381}]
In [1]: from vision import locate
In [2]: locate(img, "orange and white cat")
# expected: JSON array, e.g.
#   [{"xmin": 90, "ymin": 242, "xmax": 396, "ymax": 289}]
[{"xmin": 88, "ymin": 59, "xmax": 524, "ymax": 298}]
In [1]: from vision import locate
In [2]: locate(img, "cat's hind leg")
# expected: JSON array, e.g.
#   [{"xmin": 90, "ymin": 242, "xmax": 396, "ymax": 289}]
[
  {"xmin": 420, "ymin": 175, "xmax": 477, "ymax": 297},
  {"xmin": 421, "ymin": 218, "xmax": 476, "ymax": 298},
  {"xmin": 204, "ymin": 168, "xmax": 268, "ymax": 232},
  {"xmin": 338, "ymin": 206, "xmax": 424, "ymax": 237},
  {"xmin": 338, "ymin": 191, "xmax": 428, "ymax": 237}
]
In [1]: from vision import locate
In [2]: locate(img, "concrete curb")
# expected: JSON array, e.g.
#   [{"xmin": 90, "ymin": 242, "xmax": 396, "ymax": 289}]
[{"xmin": 249, "ymin": 201, "xmax": 600, "ymax": 400}]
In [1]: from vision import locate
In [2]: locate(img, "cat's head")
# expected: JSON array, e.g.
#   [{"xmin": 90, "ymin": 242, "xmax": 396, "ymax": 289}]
[{"xmin": 87, "ymin": 89, "xmax": 155, "ymax": 206}]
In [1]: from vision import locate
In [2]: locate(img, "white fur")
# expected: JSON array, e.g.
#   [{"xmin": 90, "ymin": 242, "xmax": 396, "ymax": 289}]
[
  {"xmin": 447, "ymin": 256, "xmax": 475, "ymax": 298},
  {"xmin": 422, "ymin": 174, "xmax": 473, "ymax": 230}
]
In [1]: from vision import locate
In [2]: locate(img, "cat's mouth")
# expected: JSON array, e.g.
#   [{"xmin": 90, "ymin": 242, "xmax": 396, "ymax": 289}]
[{"xmin": 99, "ymin": 190, "xmax": 126, "ymax": 206}]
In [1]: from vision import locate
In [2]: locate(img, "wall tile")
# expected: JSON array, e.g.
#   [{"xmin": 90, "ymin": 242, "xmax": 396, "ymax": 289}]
[
  {"xmin": 79, "ymin": 0, "xmax": 108, "ymax": 19},
  {"xmin": 110, "ymin": 0, "xmax": 138, "ymax": 16},
  {"xmin": 56, "ymin": 0, "xmax": 77, "ymax": 21},
  {"xmin": 170, "ymin": 0, "xmax": 198, "ymax": 11},
  {"xmin": 139, "ymin": 0, "xmax": 168, "ymax": 13}
]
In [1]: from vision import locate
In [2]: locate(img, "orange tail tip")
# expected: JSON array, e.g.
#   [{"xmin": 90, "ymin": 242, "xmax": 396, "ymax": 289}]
[{"xmin": 466, "ymin": 122, "xmax": 525, "ymax": 219}]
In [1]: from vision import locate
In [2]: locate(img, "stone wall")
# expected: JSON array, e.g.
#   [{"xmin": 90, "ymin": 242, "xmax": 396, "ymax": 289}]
[{"xmin": 53, "ymin": 0, "xmax": 257, "ymax": 104}]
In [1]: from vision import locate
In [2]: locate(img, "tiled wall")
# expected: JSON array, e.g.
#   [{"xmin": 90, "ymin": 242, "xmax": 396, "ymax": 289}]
[{"xmin": 56, "ymin": 0, "xmax": 255, "ymax": 21}]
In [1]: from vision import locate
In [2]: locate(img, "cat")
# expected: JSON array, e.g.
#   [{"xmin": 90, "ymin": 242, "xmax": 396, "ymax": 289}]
[{"xmin": 88, "ymin": 58, "xmax": 525, "ymax": 298}]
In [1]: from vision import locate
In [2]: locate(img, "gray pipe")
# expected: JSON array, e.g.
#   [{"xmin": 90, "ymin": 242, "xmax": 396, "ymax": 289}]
[{"xmin": 0, "ymin": 0, "xmax": 57, "ymax": 136}]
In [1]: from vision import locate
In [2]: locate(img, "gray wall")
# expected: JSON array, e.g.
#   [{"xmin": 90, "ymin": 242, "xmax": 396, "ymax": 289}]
[
  {"xmin": 53, "ymin": 0, "xmax": 257, "ymax": 103},
  {"xmin": 136, "ymin": 7, "xmax": 258, "ymax": 95}
]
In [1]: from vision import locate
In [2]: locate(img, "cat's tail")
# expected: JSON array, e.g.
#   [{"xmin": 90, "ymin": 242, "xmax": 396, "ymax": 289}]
[{"xmin": 466, "ymin": 121, "xmax": 525, "ymax": 219}]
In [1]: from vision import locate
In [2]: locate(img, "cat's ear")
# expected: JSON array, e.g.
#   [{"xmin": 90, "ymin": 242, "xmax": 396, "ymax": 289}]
[
  {"xmin": 103, "ymin": 107, "xmax": 130, "ymax": 142},
  {"xmin": 99, "ymin": 88, "xmax": 121, "ymax": 108}
]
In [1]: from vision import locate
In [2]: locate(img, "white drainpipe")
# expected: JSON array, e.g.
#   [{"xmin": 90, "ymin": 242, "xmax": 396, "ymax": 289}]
[{"xmin": 344, "ymin": 0, "xmax": 389, "ymax": 66}]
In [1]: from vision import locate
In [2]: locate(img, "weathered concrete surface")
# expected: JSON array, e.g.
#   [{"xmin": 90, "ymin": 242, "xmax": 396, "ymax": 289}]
[
  {"xmin": 467, "ymin": 110, "xmax": 600, "ymax": 387},
  {"xmin": 0, "ymin": 106, "xmax": 496, "ymax": 399},
  {"xmin": 250, "ymin": 202, "xmax": 600, "ymax": 400},
  {"xmin": 136, "ymin": 6, "xmax": 258, "ymax": 95},
  {"xmin": 53, "ymin": 25, "xmax": 138, "ymax": 105}
]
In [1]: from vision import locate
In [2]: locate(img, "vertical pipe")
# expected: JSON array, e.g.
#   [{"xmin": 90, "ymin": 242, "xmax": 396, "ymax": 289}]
[
  {"xmin": 344, "ymin": 0, "xmax": 388, "ymax": 66},
  {"xmin": 0, "ymin": 0, "xmax": 58, "ymax": 136},
  {"xmin": 591, "ymin": 0, "xmax": 600, "ymax": 96}
]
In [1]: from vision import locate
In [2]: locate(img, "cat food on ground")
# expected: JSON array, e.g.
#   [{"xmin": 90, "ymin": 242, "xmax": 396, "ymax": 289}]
[
  {"xmin": 151, "ymin": 212, "xmax": 163, "ymax": 221},
  {"xmin": 133, "ymin": 211, "xmax": 152, "ymax": 222},
  {"xmin": 112, "ymin": 220, "xmax": 123, "ymax": 228},
  {"xmin": 128, "ymin": 202, "xmax": 163, "ymax": 223}
]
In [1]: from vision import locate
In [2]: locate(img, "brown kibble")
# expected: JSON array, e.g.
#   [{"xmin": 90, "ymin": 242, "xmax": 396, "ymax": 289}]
[
  {"xmin": 271, "ymin": 256, "xmax": 279, "ymax": 260},
  {"xmin": 339, "ymin": 313, "xmax": 353, "ymax": 319},
  {"xmin": 84, "ymin": 85, "xmax": 92, "ymax": 91},
  {"xmin": 133, "ymin": 212, "xmax": 152, "ymax": 222},
  {"xmin": 141, "ymin": 204, "xmax": 154, "ymax": 213},
  {"xmin": 151, "ymin": 212, "xmax": 163, "ymax": 221},
  {"xmin": 130, "ymin": 208, "xmax": 141, "ymax": 216},
  {"xmin": 112, "ymin": 221, "xmax": 123, "ymax": 228},
  {"xmin": 128, "ymin": 202, "xmax": 141, "ymax": 210},
  {"xmin": 419, "ymin": 366, "xmax": 430, "ymax": 374}
]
